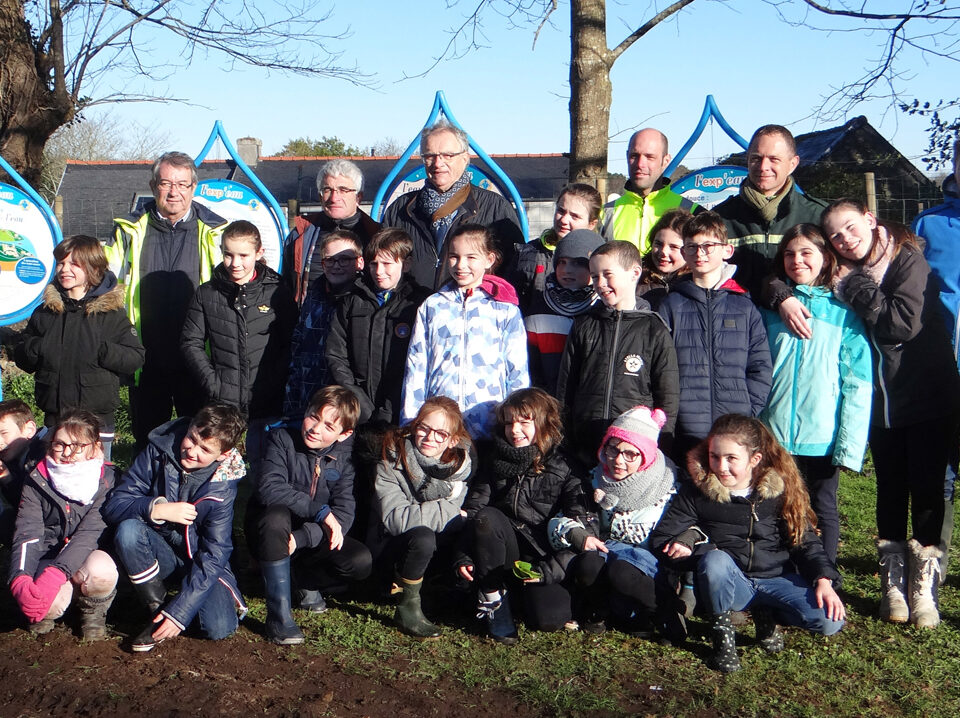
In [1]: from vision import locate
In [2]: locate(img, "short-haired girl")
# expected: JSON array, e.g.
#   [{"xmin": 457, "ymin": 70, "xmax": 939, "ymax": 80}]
[
  {"xmin": 375, "ymin": 397, "xmax": 476, "ymax": 638},
  {"xmin": 822, "ymin": 199, "xmax": 960, "ymax": 628},
  {"xmin": 5, "ymin": 235, "xmax": 144, "ymax": 459},
  {"xmin": 652, "ymin": 414, "xmax": 844, "ymax": 673},
  {"xmin": 760, "ymin": 224, "xmax": 873, "ymax": 563},
  {"xmin": 556, "ymin": 406, "xmax": 678, "ymax": 637},
  {"xmin": 401, "ymin": 224, "xmax": 529, "ymax": 440},
  {"xmin": 8, "ymin": 410, "xmax": 119, "ymax": 640},
  {"xmin": 456, "ymin": 388, "xmax": 586, "ymax": 643}
]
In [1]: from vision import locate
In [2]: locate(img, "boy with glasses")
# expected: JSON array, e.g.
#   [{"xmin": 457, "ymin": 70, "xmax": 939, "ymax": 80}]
[
  {"xmin": 284, "ymin": 230, "xmax": 364, "ymax": 417},
  {"xmin": 656, "ymin": 211, "xmax": 772, "ymax": 460}
]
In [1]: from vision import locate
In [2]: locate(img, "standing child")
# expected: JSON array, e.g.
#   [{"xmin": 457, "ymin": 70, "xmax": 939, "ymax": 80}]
[
  {"xmin": 509, "ymin": 183, "xmax": 602, "ymax": 311},
  {"xmin": 457, "ymin": 388, "xmax": 587, "ymax": 643},
  {"xmin": 4, "ymin": 235, "xmax": 144, "ymax": 459},
  {"xmin": 652, "ymin": 414, "xmax": 845, "ymax": 673},
  {"xmin": 401, "ymin": 224, "xmax": 529, "ymax": 441},
  {"xmin": 284, "ymin": 229, "xmax": 365, "ymax": 418},
  {"xmin": 523, "ymin": 229, "xmax": 603, "ymax": 394},
  {"xmin": 247, "ymin": 386, "xmax": 373, "ymax": 645},
  {"xmin": 103, "ymin": 403, "xmax": 247, "ymax": 652},
  {"xmin": 556, "ymin": 240, "xmax": 680, "ymax": 468},
  {"xmin": 376, "ymin": 397, "xmax": 476, "ymax": 638},
  {"xmin": 555, "ymin": 406, "xmax": 678, "ymax": 637},
  {"xmin": 760, "ymin": 224, "xmax": 873, "ymax": 563},
  {"xmin": 8, "ymin": 410, "xmax": 119, "ymax": 640},
  {"xmin": 326, "ymin": 228, "xmax": 431, "ymax": 425},
  {"xmin": 822, "ymin": 199, "xmax": 960, "ymax": 628},
  {"xmin": 656, "ymin": 211, "xmax": 772, "ymax": 461},
  {"xmin": 181, "ymin": 220, "xmax": 297, "ymax": 422},
  {"xmin": 639, "ymin": 208, "xmax": 692, "ymax": 306}
]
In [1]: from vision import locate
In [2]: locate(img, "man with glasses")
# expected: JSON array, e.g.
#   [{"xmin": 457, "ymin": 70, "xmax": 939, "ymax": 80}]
[
  {"xmin": 712, "ymin": 125, "xmax": 827, "ymax": 301},
  {"xmin": 107, "ymin": 151, "xmax": 227, "ymax": 449},
  {"xmin": 382, "ymin": 119, "xmax": 523, "ymax": 289},
  {"xmin": 283, "ymin": 159, "xmax": 381, "ymax": 306}
]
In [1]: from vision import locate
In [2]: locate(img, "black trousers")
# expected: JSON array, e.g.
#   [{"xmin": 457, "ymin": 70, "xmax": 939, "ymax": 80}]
[
  {"xmin": 130, "ymin": 362, "xmax": 203, "ymax": 450},
  {"xmin": 247, "ymin": 503, "xmax": 372, "ymax": 589},
  {"xmin": 794, "ymin": 455, "xmax": 840, "ymax": 564}
]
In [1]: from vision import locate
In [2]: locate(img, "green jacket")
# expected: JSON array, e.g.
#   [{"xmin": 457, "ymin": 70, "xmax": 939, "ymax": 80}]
[
  {"xmin": 106, "ymin": 203, "xmax": 225, "ymax": 333},
  {"xmin": 599, "ymin": 180, "xmax": 695, "ymax": 254}
]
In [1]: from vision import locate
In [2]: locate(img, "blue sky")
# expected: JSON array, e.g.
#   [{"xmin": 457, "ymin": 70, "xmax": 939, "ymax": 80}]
[{"xmin": 99, "ymin": 1, "xmax": 954, "ymax": 178}]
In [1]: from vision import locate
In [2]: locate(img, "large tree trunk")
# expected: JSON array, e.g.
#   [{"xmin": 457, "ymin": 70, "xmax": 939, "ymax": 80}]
[
  {"xmin": 0, "ymin": 0, "xmax": 74, "ymax": 189},
  {"xmin": 568, "ymin": 0, "xmax": 612, "ymax": 185}
]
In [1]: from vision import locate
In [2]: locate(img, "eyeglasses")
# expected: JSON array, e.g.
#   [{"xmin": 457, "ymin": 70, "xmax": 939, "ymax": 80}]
[
  {"xmin": 155, "ymin": 180, "xmax": 195, "ymax": 191},
  {"xmin": 681, "ymin": 242, "xmax": 725, "ymax": 257},
  {"xmin": 415, "ymin": 423, "xmax": 452, "ymax": 443},
  {"xmin": 50, "ymin": 441, "xmax": 93, "ymax": 455},
  {"xmin": 422, "ymin": 151, "xmax": 464, "ymax": 164},
  {"xmin": 321, "ymin": 254, "xmax": 359, "ymax": 268},
  {"xmin": 320, "ymin": 186, "xmax": 358, "ymax": 198},
  {"xmin": 603, "ymin": 443, "xmax": 641, "ymax": 463}
]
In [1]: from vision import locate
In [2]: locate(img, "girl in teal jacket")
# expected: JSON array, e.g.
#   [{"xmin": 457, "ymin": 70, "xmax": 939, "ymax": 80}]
[{"xmin": 760, "ymin": 224, "xmax": 872, "ymax": 562}]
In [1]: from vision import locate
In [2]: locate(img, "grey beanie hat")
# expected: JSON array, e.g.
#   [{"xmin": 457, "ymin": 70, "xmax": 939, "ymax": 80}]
[{"xmin": 555, "ymin": 229, "xmax": 605, "ymax": 262}]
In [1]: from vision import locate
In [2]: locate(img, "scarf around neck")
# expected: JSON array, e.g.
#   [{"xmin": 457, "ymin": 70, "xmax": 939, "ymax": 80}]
[
  {"xmin": 490, "ymin": 434, "xmax": 540, "ymax": 481},
  {"xmin": 543, "ymin": 276, "xmax": 598, "ymax": 317},
  {"xmin": 403, "ymin": 437, "xmax": 469, "ymax": 492},
  {"xmin": 44, "ymin": 456, "xmax": 104, "ymax": 506},
  {"xmin": 740, "ymin": 176, "xmax": 794, "ymax": 224},
  {"xmin": 593, "ymin": 450, "xmax": 674, "ymax": 513},
  {"xmin": 417, "ymin": 171, "xmax": 472, "ymax": 232}
]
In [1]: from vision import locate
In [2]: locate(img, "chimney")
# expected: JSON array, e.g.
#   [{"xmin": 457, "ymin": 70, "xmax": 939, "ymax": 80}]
[{"xmin": 237, "ymin": 137, "xmax": 262, "ymax": 167}]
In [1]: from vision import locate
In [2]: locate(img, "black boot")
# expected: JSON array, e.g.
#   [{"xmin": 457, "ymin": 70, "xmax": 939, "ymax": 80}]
[
  {"xmin": 707, "ymin": 612, "xmax": 741, "ymax": 673},
  {"xmin": 477, "ymin": 590, "xmax": 517, "ymax": 645},
  {"xmin": 77, "ymin": 589, "xmax": 116, "ymax": 641},
  {"xmin": 395, "ymin": 577, "xmax": 440, "ymax": 639},
  {"xmin": 261, "ymin": 558, "xmax": 305, "ymax": 645},
  {"xmin": 297, "ymin": 589, "xmax": 328, "ymax": 614},
  {"xmin": 752, "ymin": 607, "xmax": 784, "ymax": 654},
  {"xmin": 131, "ymin": 577, "xmax": 168, "ymax": 652}
]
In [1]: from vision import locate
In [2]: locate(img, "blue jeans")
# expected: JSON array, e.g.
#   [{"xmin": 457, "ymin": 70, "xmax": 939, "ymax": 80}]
[
  {"xmin": 697, "ymin": 549, "xmax": 843, "ymax": 636},
  {"xmin": 113, "ymin": 518, "xmax": 238, "ymax": 640}
]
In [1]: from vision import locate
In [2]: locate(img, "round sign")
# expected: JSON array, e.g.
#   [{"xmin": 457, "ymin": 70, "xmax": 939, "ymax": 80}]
[
  {"xmin": 0, "ymin": 184, "xmax": 57, "ymax": 325},
  {"xmin": 193, "ymin": 179, "xmax": 285, "ymax": 270}
]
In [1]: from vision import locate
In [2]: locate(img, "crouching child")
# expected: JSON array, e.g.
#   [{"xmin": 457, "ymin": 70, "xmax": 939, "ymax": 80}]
[{"xmin": 103, "ymin": 403, "xmax": 247, "ymax": 652}]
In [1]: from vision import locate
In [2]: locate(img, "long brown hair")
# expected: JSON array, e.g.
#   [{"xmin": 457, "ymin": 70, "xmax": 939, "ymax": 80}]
[
  {"xmin": 495, "ymin": 388, "xmax": 563, "ymax": 474},
  {"xmin": 383, "ymin": 396, "xmax": 471, "ymax": 472},
  {"xmin": 772, "ymin": 223, "xmax": 836, "ymax": 287},
  {"xmin": 706, "ymin": 414, "xmax": 815, "ymax": 547},
  {"xmin": 821, "ymin": 198, "xmax": 920, "ymax": 266}
]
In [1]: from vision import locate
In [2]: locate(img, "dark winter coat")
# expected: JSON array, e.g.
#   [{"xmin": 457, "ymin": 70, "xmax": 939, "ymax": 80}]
[
  {"xmin": 464, "ymin": 445, "xmax": 587, "ymax": 558},
  {"xmin": 102, "ymin": 418, "xmax": 247, "ymax": 630},
  {"xmin": 656, "ymin": 274, "xmax": 772, "ymax": 444},
  {"xmin": 713, "ymin": 184, "xmax": 827, "ymax": 298},
  {"xmin": 836, "ymin": 243, "xmax": 960, "ymax": 428},
  {"xmin": 256, "ymin": 424, "xmax": 357, "ymax": 548},
  {"xmin": 282, "ymin": 210, "xmax": 382, "ymax": 305},
  {"xmin": 7, "ymin": 273, "xmax": 144, "ymax": 427},
  {"xmin": 382, "ymin": 184, "xmax": 524, "ymax": 290},
  {"xmin": 325, "ymin": 275, "xmax": 430, "ymax": 424},
  {"xmin": 556, "ymin": 300, "xmax": 680, "ymax": 466},
  {"xmin": 650, "ymin": 447, "xmax": 840, "ymax": 585},
  {"xmin": 8, "ymin": 460, "xmax": 118, "ymax": 585},
  {"xmin": 181, "ymin": 262, "xmax": 297, "ymax": 419}
]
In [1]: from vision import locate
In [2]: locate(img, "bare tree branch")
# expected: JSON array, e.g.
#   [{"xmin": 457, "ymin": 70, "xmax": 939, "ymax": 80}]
[{"xmin": 610, "ymin": 0, "xmax": 697, "ymax": 61}]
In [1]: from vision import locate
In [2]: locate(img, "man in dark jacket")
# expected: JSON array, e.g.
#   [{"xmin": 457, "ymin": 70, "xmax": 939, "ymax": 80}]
[
  {"xmin": 104, "ymin": 404, "xmax": 248, "ymax": 652},
  {"xmin": 106, "ymin": 151, "xmax": 227, "ymax": 449},
  {"xmin": 283, "ymin": 158, "xmax": 381, "ymax": 305},
  {"xmin": 712, "ymin": 125, "xmax": 827, "ymax": 300},
  {"xmin": 381, "ymin": 119, "xmax": 523, "ymax": 289}
]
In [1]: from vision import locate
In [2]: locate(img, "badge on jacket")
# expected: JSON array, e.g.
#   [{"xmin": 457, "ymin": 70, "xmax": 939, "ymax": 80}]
[{"xmin": 623, "ymin": 354, "xmax": 644, "ymax": 376}]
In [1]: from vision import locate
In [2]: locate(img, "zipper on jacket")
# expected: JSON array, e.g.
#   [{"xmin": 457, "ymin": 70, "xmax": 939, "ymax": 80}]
[
  {"xmin": 603, "ymin": 311, "xmax": 623, "ymax": 419},
  {"xmin": 706, "ymin": 291, "xmax": 716, "ymax": 424},
  {"xmin": 868, "ymin": 333, "xmax": 892, "ymax": 428},
  {"xmin": 459, "ymin": 291, "xmax": 469, "ymax": 406},
  {"xmin": 746, "ymin": 501, "xmax": 758, "ymax": 572}
]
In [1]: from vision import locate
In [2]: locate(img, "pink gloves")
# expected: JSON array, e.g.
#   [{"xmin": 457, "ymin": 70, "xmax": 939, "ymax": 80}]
[{"xmin": 9, "ymin": 567, "xmax": 67, "ymax": 623}]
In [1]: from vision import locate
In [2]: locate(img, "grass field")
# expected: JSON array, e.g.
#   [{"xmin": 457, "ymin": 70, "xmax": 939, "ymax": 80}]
[{"xmin": 3, "ymin": 372, "xmax": 959, "ymax": 717}]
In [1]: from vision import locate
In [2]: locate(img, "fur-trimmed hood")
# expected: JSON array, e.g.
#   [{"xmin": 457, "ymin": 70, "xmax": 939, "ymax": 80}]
[
  {"xmin": 43, "ymin": 271, "xmax": 124, "ymax": 315},
  {"xmin": 685, "ymin": 442, "xmax": 784, "ymax": 504}
]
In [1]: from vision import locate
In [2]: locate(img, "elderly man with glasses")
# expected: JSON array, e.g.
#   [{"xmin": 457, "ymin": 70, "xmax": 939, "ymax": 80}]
[
  {"xmin": 106, "ymin": 151, "xmax": 227, "ymax": 449},
  {"xmin": 283, "ymin": 159, "xmax": 381, "ymax": 306},
  {"xmin": 382, "ymin": 119, "xmax": 523, "ymax": 289}
]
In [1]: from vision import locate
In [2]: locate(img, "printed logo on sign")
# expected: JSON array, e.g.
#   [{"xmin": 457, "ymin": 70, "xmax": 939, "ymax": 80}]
[
  {"xmin": 623, "ymin": 354, "xmax": 644, "ymax": 376},
  {"xmin": 395, "ymin": 323, "xmax": 411, "ymax": 339}
]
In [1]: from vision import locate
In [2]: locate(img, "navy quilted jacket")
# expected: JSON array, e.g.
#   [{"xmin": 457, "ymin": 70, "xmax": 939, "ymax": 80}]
[{"xmin": 656, "ymin": 274, "xmax": 772, "ymax": 444}]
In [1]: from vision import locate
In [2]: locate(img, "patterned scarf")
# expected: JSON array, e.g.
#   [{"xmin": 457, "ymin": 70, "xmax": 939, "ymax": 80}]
[
  {"xmin": 543, "ymin": 275, "xmax": 598, "ymax": 317},
  {"xmin": 416, "ymin": 170, "xmax": 472, "ymax": 243}
]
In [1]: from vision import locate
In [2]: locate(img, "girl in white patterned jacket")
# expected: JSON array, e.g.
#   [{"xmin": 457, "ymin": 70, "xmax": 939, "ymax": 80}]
[{"xmin": 400, "ymin": 224, "xmax": 529, "ymax": 441}]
